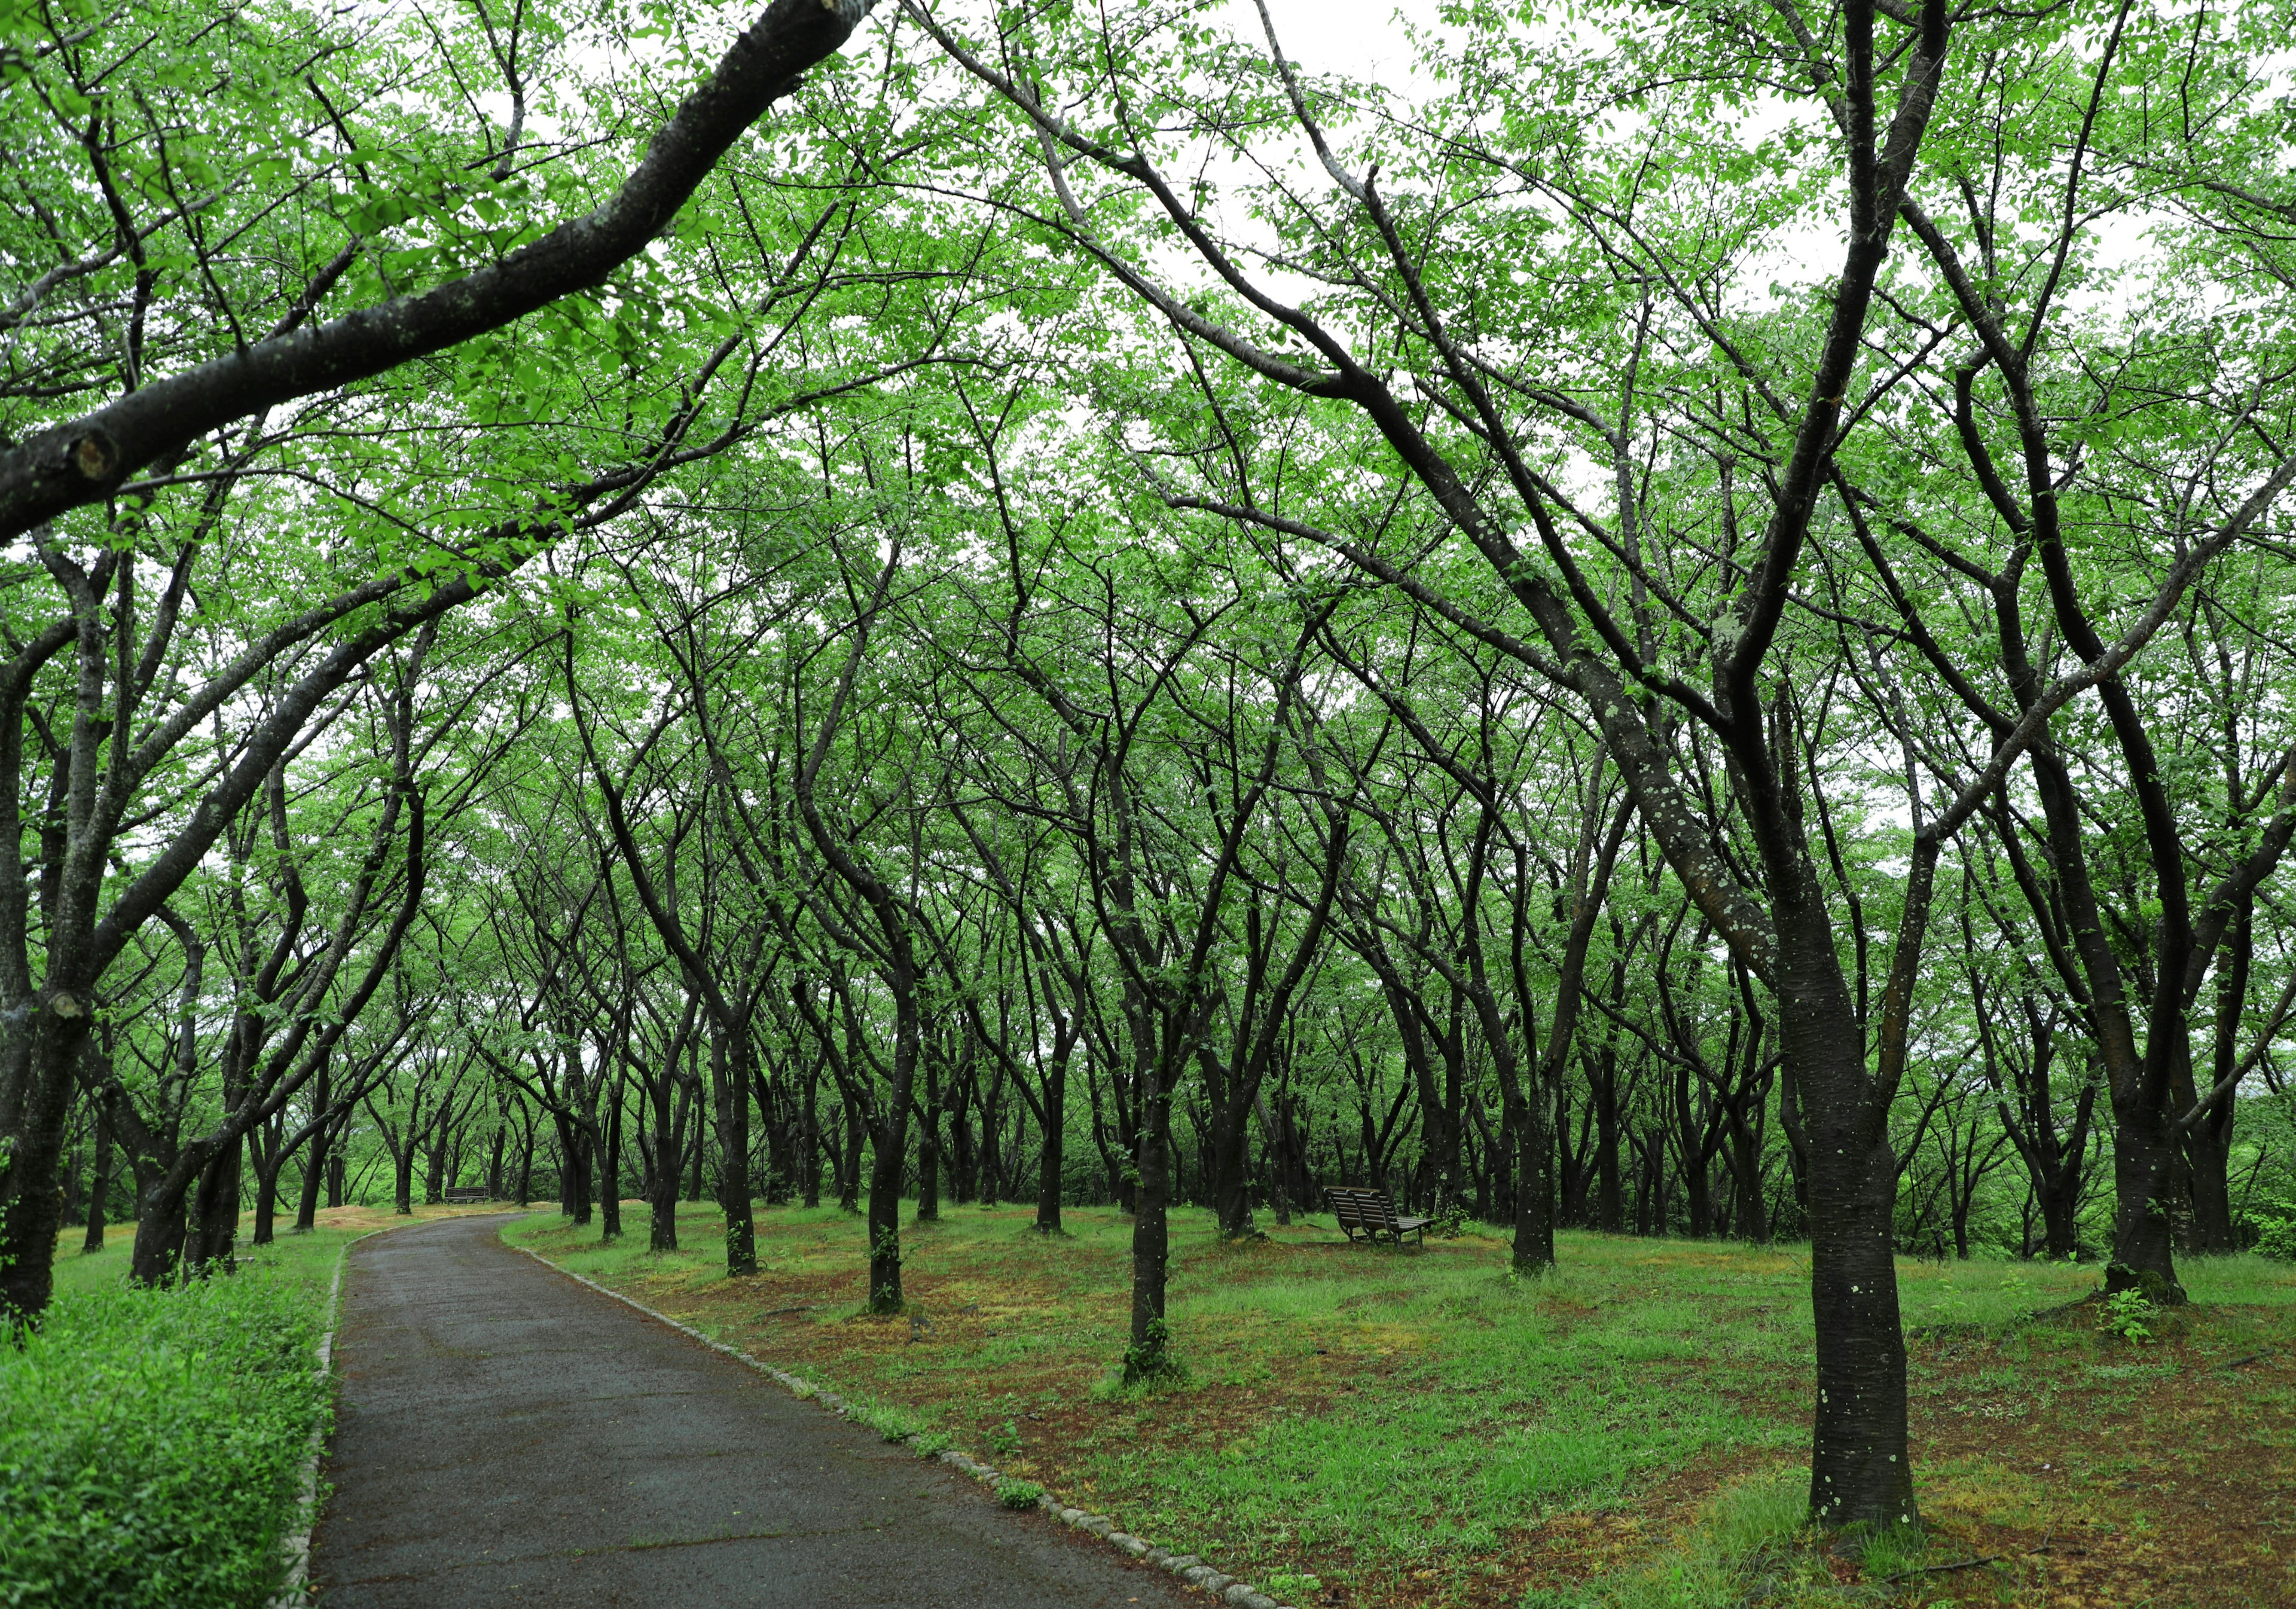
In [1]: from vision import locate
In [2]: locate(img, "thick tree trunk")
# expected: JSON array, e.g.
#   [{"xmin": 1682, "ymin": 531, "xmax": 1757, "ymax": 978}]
[
  {"xmin": 599, "ymin": 1083, "xmax": 622, "ymax": 1241},
  {"xmin": 1125, "ymin": 1066, "xmax": 1174, "ymax": 1381},
  {"xmin": 1782, "ymin": 898, "xmax": 1916, "ymax": 1531},
  {"xmin": 130, "ymin": 1168, "xmax": 188, "ymax": 1287},
  {"xmin": 0, "ymin": 1015, "xmax": 94, "ymax": 1317},
  {"xmin": 1510, "ymin": 1089, "xmax": 1552, "ymax": 1270},
  {"xmin": 295, "ymin": 1119, "xmax": 328, "ymax": 1232},
  {"xmin": 710, "ymin": 1023, "xmax": 755, "ymax": 1275},
  {"xmin": 252, "ymin": 1151, "xmax": 283, "ymax": 1247},
  {"xmin": 2105, "ymin": 1097, "xmax": 2185, "ymax": 1302},
  {"xmin": 187, "ymin": 1140, "xmax": 242, "ymax": 1272}
]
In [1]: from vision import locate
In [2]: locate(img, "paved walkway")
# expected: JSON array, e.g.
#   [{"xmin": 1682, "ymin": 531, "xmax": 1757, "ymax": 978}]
[{"xmin": 312, "ymin": 1215, "xmax": 1195, "ymax": 1607}]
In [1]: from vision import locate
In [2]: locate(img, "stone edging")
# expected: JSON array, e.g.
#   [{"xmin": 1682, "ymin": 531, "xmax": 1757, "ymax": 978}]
[
  {"xmin": 510, "ymin": 1242, "xmax": 1303, "ymax": 1609},
  {"xmin": 270, "ymin": 1224, "xmax": 390, "ymax": 1609}
]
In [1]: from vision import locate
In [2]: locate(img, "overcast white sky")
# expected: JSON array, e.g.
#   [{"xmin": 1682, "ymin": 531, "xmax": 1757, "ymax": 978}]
[
  {"xmin": 1221, "ymin": 0, "xmax": 1433, "ymax": 88},
  {"xmin": 1234, "ymin": 0, "xmax": 1426, "ymax": 86}
]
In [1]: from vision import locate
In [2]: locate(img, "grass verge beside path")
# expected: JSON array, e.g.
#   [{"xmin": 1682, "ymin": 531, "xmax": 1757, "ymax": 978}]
[
  {"xmin": 7, "ymin": 1204, "xmax": 505, "ymax": 1608},
  {"xmin": 509, "ymin": 1202, "xmax": 2296, "ymax": 1609}
]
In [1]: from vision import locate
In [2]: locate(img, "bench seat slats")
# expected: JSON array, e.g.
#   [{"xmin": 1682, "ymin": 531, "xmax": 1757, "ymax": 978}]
[{"xmin": 1323, "ymin": 1186, "xmax": 1430, "ymax": 1247}]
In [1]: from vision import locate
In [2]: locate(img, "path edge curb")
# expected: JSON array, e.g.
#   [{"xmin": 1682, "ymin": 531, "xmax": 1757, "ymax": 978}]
[
  {"xmin": 268, "ymin": 1224, "xmax": 385, "ymax": 1609},
  {"xmin": 509, "ymin": 1239, "xmax": 1305, "ymax": 1609}
]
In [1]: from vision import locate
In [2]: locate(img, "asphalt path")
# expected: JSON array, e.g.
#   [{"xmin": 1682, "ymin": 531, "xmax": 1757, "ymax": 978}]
[{"xmin": 311, "ymin": 1214, "xmax": 1197, "ymax": 1607}]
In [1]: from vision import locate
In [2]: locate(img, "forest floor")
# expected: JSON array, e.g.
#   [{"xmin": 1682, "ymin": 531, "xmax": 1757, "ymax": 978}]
[{"xmin": 506, "ymin": 1203, "xmax": 2296, "ymax": 1609}]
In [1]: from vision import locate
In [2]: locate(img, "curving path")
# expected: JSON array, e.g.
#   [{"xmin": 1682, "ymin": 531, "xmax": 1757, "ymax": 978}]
[{"xmin": 312, "ymin": 1214, "xmax": 1195, "ymax": 1607}]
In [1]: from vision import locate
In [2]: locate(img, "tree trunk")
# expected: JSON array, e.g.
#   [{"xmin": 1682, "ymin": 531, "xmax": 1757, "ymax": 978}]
[
  {"xmin": 915, "ymin": 1051, "xmax": 942, "ymax": 1224},
  {"xmin": 252, "ymin": 1150, "xmax": 284, "ymax": 1247},
  {"xmin": 187, "ymin": 1140, "xmax": 242, "ymax": 1273},
  {"xmin": 2105, "ymin": 1095, "xmax": 2185, "ymax": 1302},
  {"xmin": 867, "ymin": 1114, "xmax": 906, "ymax": 1311},
  {"xmin": 710, "ymin": 1021, "xmax": 756, "ymax": 1274},
  {"xmin": 839, "ymin": 1086, "xmax": 865, "ymax": 1211},
  {"xmin": 1781, "ymin": 890, "xmax": 1916, "ymax": 1531},
  {"xmin": 801, "ymin": 1066, "xmax": 822, "ymax": 1210},
  {"xmin": 81, "ymin": 1104, "xmax": 110, "ymax": 1253},
  {"xmin": 295, "ymin": 1118, "xmax": 328, "ymax": 1232},
  {"xmin": 1592, "ymin": 1050, "xmax": 1623, "ymax": 1233},
  {"xmin": 1036, "ymin": 1060, "xmax": 1066, "ymax": 1233},
  {"xmin": 1125, "ymin": 1061, "xmax": 1173, "ymax": 1381},
  {"xmin": 599, "ymin": 1081, "xmax": 622, "ymax": 1241}
]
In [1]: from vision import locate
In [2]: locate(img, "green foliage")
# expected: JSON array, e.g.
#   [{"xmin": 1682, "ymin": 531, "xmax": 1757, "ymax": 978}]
[
  {"xmin": 2096, "ymin": 1289, "xmax": 2156, "ymax": 1345},
  {"xmin": 995, "ymin": 1478, "xmax": 1045, "ymax": 1510},
  {"xmin": 0, "ymin": 1269, "xmax": 327, "ymax": 1607},
  {"xmin": 2251, "ymin": 1199, "xmax": 2296, "ymax": 1262},
  {"xmin": 1120, "ymin": 1314, "xmax": 1181, "ymax": 1387}
]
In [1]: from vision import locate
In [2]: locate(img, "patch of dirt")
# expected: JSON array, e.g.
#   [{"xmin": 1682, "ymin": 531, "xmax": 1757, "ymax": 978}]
[{"xmin": 1904, "ymin": 1298, "xmax": 2296, "ymax": 1607}]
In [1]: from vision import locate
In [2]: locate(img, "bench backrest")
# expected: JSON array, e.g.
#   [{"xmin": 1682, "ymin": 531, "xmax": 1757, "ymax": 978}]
[
  {"xmin": 442, "ymin": 1186, "xmax": 489, "ymax": 1202},
  {"xmin": 1325, "ymin": 1186, "xmax": 1403, "ymax": 1232}
]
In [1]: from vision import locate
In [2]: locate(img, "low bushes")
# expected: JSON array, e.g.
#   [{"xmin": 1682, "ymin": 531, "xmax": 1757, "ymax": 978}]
[{"xmin": 0, "ymin": 1266, "xmax": 328, "ymax": 1608}]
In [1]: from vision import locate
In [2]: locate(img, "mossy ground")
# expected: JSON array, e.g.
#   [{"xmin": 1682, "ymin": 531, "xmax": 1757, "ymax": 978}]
[{"xmin": 506, "ymin": 1202, "xmax": 2296, "ymax": 1608}]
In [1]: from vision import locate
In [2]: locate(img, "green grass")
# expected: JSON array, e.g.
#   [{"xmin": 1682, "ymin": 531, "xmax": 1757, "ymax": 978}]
[
  {"xmin": 7, "ymin": 1238, "xmax": 341, "ymax": 1606},
  {"xmin": 10, "ymin": 1204, "xmax": 487, "ymax": 1607}
]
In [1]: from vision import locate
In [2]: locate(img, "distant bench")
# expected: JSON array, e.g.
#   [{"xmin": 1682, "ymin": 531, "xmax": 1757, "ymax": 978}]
[
  {"xmin": 1325, "ymin": 1186, "xmax": 1433, "ymax": 1247},
  {"xmin": 441, "ymin": 1186, "xmax": 491, "ymax": 1204}
]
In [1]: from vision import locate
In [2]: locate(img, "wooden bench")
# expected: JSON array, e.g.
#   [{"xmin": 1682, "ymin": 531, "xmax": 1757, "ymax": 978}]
[
  {"xmin": 441, "ymin": 1186, "xmax": 491, "ymax": 1204},
  {"xmin": 1325, "ymin": 1186, "xmax": 1433, "ymax": 1247}
]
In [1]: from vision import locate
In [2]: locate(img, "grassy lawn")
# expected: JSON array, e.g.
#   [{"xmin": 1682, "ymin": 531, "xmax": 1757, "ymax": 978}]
[{"xmin": 507, "ymin": 1202, "xmax": 2296, "ymax": 1608}]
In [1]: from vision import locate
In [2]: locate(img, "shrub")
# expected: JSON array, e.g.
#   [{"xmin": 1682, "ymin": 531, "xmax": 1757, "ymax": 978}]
[
  {"xmin": 0, "ymin": 1270, "xmax": 328, "ymax": 1607},
  {"xmin": 995, "ymin": 1478, "xmax": 1043, "ymax": 1510},
  {"xmin": 2251, "ymin": 1199, "xmax": 2296, "ymax": 1261},
  {"xmin": 2096, "ymin": 1288, "xmax": 2155, "ymax": 1344}
]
